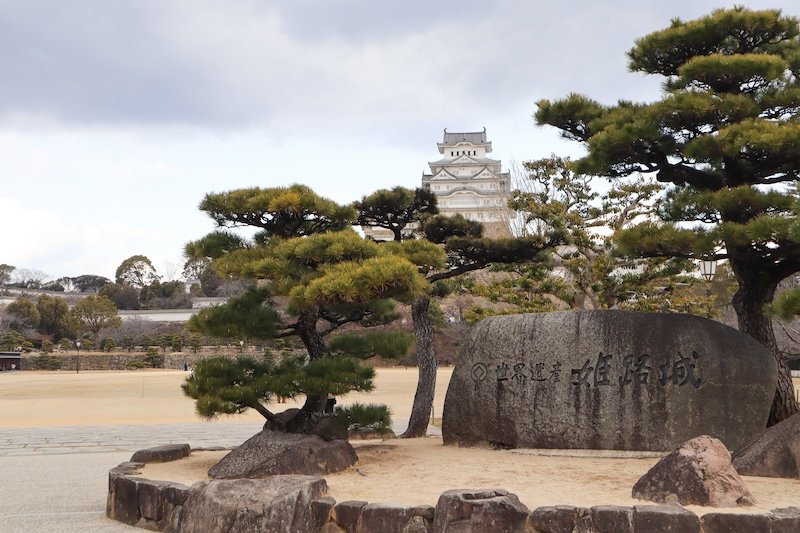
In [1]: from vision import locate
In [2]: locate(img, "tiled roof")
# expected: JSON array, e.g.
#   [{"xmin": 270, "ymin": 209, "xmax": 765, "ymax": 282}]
[{"xmin": 441, "ymin": 128, "xmax": 487, "ymax": 145}]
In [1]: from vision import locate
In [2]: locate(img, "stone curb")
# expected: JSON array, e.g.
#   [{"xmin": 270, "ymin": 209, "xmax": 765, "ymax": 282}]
[{"xmin": 106, "ymin": 447, "xmax": 800, "ymax": 532}]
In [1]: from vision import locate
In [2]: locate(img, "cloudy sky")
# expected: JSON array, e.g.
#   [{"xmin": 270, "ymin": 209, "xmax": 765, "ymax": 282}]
[{"xmin": 1, "ymin": 1, "xmax": 796, "ymax": 281}]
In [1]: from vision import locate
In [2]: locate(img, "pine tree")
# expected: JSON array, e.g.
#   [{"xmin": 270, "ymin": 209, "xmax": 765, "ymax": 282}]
[
  {"xmin": 186, "ymin": 185, "xmax": 427, "ymax": 432},
  {"xmin": 536, "ymin": 7, "xmax": 800, "ymax": 423},
  {"xmin": 354, "ymin": 186, "xmax": 438, "ymax": 241}
]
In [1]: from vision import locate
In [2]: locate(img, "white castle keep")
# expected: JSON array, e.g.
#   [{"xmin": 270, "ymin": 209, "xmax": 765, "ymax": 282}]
[
  {"xmin": 422, "ymin": 128, "xmax": 512, "ymax": 237},
  {"xmin": 361, "ymin": 128, "xmax": 512, "ymax": 240}
]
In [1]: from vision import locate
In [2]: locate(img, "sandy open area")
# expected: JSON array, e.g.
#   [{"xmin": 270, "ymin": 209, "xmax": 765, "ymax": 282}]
[
  {"xmin": 2, "ymin": 368, "xmax": 799, "ymax": 514},
  {"xmin": 0, "ymin": 367, "xmax": 453, "ymax": 428}
]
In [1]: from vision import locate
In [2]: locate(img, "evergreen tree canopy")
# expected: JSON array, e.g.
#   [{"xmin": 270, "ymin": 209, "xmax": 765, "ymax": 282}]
[
  {"xmin": 422, "ymin": 213, "xmax": 483, "ymax": 244},
  {"xmin": 70, "ymin": 295, "xmax": 121, "ymax": 346},
  {"xmin": 535, "ymin": 6, "xmax": 800, "ymax": 423},
  {"xmin": 200, "ymin": 183, "xmax": 356, "ymax": 240},
  {"xmin": 6, "ymin": 297, "xmax": 40, "ymax": 330},
  {"xmin": 37, "ymin": 294, "xmax": 74, "ymax": 339},
  {"xmin": 115, "ymin": 255, "xmax": 159, "ymax": 288},
  {"xmin": 186, "ymin": 185, "xmax": 428, "ymax": 431},
  {"xmin": 184, "ymin": 231, "xmax": 248, "ymax": 261},
  {"xmin": 354, "ymin": 186, "xmax": 438, "ymax": 241},
  {"xmin": 188, "ymin": 287, "xmax": 280, "ymax": 340},
  {"xmin": 183, "ymin": 355, "xmax": 375, "ymax": 422}
]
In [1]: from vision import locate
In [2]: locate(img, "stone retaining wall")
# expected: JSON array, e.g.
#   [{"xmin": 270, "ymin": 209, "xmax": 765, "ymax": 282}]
[
  {"xmin": 20, "ymin": 353, "xmax": 234, "ymax": 371},
  {"xmin": 107, "ymin": 447, "xmax": 800, "ymax": 533}
]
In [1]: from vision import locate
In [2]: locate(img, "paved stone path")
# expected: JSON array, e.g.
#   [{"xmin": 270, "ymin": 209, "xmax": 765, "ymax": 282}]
[
  {"xmin": 0, "ymin": 419, "xmax": 424, "ymax": 456},
  {"xmin": 0, "ymin": 419, "xmax": 431, "ymax": 532},
  {"xmin": 0, "ymin": 422, "xmax": 264, "ymax": 456}
]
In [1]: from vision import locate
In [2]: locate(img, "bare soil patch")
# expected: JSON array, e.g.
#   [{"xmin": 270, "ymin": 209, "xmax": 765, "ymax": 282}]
[{"xmin": 140, "ymin": 437, "xmax": 800, "ymax": 516}]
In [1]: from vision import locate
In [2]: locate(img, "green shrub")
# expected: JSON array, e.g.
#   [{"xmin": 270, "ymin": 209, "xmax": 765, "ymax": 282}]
[
  {"xmin": 334, "ymin": 403, "xmax": 392, "ymax": 433},
  {"xmin": 40, "ymin": 340, "xmax": 54, "ymax": 354},
  {"xmin": 35, "ymin": 354, "xmax": 63, "ymax": 370},
  {"xmin": 171, "ymin": 334, "xmax": 185, "ymax": 352},
  {"xmin": 102, "ymin": 338, "xmax": 116, "ymax": 352},
  {"xmin": 0, "ymin": 330, "xmax": 25, "ymax": 351},
  {"xmin": 144, "ymin": 347, "xmax": 163, "ymax": 368},
  {"xmin": 189, "ymin": 334, "xmax": 202, "ymax": 354},
  {"xmin": 126, "ymin": 359, "xmax": 146, "ymax": 370},
  {"xmin": 121, "ymin": 336, "xmax": 135, "ymax": 352},
  {"xmin": 58, "ymin": 338, "xmax": 73, "ymax": 351}
]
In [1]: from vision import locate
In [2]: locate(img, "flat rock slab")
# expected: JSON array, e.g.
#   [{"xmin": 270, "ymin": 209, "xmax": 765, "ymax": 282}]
[
  {"xmin": 733, "ymin": 412, "xmax": 800, "ymax": 478},
  {"xmin": 442, "ymin": 311, "xmax": 777, "ymax": 451},
  {"xmin": 130, "ymin": 444, "xmax": 190, "ymax": 463},
  {"xmin": 172, "ymin": 476, "xmax": 327, "ymax": 533},
  {"xmin": 208, "ymin": 429, "xmax": 357, "ymax": 479}
]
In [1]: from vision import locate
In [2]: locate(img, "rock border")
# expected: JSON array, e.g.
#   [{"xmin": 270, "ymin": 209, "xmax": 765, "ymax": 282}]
[{"xmin": 107, "ymin": 445, "xmax": 800, "ymax": 532}]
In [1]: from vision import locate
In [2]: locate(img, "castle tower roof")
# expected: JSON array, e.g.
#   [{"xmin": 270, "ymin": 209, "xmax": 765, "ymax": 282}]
[{"xmin": 437, "ymin": 127, "xmax": 492, "ymax": 154}]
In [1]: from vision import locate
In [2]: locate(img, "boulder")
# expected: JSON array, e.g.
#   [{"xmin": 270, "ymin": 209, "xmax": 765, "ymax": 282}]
[
  {"xmin": 136, "ymin": 480, "xmax": 190, "ymax": 530},
  {"xmin": 106, "ymin": 469, "xmax": 142, "ymax": 526},
  {"xmin": 528, "ymin": 505, "xmax": 588, "ymax": 533},
  {"xmin": 311, "ymin": 496, "xmax": 336, "ymax": 531},
  {"xmin": 700, "ymin": 512, "xmax": 771, "ymax": 533},
  {"xmin": 310, "ymin": 415, "xmax": 349, "ymax": 441},
  {"xmin": 356, "ymin": 503, "xmax": 431, "ymax": 533},
  {"xmin": 442, "ymin": 311, "xmax": 776, "ymax": 451},
  {"xmin": 349, "ymin": 428, "xmax": 397, "ymax": 440},
  {"xmin": 130, "ymin": 443, "xmax": 190, "ymax": 463},
  {"xmin": 208, "ymin": 429, "xmax": 357, "ymax": 479},
  {"xmin": 732, "ymin": 412, "xmax": 800, "ymax": 478},
  {"xmin": 331, "ymin": 500, "xmax": 368, "ymax": 533},
  {"xmin": 172, "ymin": 476, "xmax": 327, "ymax": 533},
  {"xmin": 632, "ymin": 505, "xmax": 700, "ymax": 533},
  {"xmin": 432, "ymin": 489, "xmax": 529, "ymax": 533},
  {"xmin": 769, "ymin": 506, "xmax": 800, "ymax": 533},
  {"xmin": 264, "ymin": 409, "xmax": 348, "ymax": 441},
  {"xmin": 106, "ymin": 463, "xmax": 189, "ymax": 530},
  {"xmin": 632, "ymin": 436, "xmax": 753, "ymax": 507},
  {"xmin": 590, "ymin": 505, "xmax": 633, "ymax": 533}
]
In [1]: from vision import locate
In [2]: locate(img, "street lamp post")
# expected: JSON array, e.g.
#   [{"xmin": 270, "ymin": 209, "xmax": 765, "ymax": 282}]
[
  {"xmin": 75, "ymin": 340, "xmax": 82, "ymax": 374},
  {"xmin": 239, "ymin": 340, "xmax": 244, "ymax": 353},
  {"xmin": 700, "ymin": 259, "xmax": 718, "ymax": 297}
]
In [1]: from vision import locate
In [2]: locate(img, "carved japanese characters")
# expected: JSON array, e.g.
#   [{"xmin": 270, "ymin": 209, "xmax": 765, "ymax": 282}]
[{"xmin": 442, "ymin": 311, "xmax": 777, "ymax": 451}]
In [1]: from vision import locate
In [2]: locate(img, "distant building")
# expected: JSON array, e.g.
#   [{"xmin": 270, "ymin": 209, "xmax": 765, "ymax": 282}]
[
  {"xmin": 361, "ymin": 128, "xmax": 513, "ymax": 241},
  {"xmin": 422, "ymin": 128, "xmax": 512, "ymax": 238}
]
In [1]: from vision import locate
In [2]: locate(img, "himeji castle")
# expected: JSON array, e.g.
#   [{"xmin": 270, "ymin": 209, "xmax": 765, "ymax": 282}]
[
  {"xmin": 422, "ymin": 128, "xmax": 512, "ymax": 237},
  {"xmin": 361, "ymin": 128, "xmax": 513, "ymax": 241}
]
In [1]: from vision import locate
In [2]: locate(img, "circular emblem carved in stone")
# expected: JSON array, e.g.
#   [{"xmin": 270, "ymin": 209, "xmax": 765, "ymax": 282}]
[{"xmin": 471, "ymin": 363, "xmax": 488, "ymax": 383}]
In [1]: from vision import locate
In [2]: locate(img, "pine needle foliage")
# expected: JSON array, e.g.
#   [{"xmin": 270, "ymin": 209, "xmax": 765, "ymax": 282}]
[
  {"xmin": 536, "ymin": 6, "xmax": 800, "ymax": 423},
  {"xmin": 334, "ymin": 403, "xmax": 392, "ymax": 433},
  {"xmin": 186, "ymin": 185, "xmax": 431, "ymax": 429},
  {"xmin": 182, "ymin": 355, "xmax": 375, "ymax": 420},
  {"xmin": 188, "ymin": 288, "xmax": 279, "ymax": 340}
]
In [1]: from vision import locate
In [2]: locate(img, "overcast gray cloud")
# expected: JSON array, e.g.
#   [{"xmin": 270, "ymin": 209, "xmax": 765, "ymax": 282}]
[
  {"xmin": 0, "ymin": 0, "xmax": 714, "ymax": 135},
  {"xmin": 0, "ymin": 1, "xmax": 797, "ymax": 278}
]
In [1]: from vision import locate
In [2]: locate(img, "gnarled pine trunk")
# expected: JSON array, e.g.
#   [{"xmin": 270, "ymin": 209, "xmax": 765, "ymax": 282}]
[
  {"xmin": 731, "ymin": 278, "xmax": 799, "ymax": 426},
  {"xmin": 286, "ymin": 307, "xmax": 329, "ymax": 432},
  {"xmin": 401, "ymin": 297, "xmax": 437, "ymax": 438}
]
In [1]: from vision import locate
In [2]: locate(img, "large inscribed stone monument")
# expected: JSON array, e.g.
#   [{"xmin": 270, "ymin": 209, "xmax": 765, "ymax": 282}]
[{"xmin": 442, "ymin": 311, "xmax": 777, "ymax": 451}]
